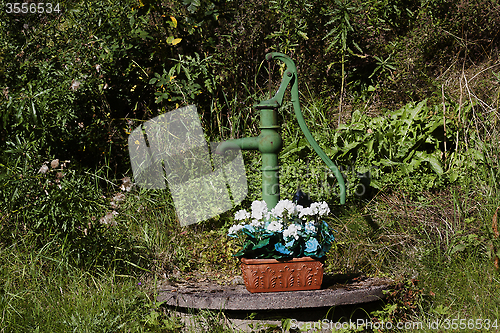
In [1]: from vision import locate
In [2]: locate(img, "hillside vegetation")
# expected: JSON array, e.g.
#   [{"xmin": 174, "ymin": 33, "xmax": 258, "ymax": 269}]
[{"xmin": 1, "ymin": 0, "xmax": 500, "ymax": 331}]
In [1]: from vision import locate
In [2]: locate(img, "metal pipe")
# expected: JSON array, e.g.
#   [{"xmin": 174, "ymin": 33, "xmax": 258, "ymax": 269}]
[
  {"xmin": 215, "ymin": 108, "xmax": 282, "ymax": 209},
  {"xmin": 215, "ymin": 137, "xmax": 259, "ymax": 153}
]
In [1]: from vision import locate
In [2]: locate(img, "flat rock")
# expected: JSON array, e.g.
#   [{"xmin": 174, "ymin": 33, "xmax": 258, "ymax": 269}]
[{"xmin": 157, "ymin": 275, "xmax": 392, "ymax": 311}]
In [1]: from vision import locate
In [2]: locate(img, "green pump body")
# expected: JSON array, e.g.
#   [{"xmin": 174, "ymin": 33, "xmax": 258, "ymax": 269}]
[{"xmin": 215, "ymin": 52, "xmax": 346, "ymax": 209}]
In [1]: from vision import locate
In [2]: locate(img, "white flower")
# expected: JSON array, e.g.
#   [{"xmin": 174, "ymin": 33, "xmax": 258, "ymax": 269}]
[
  {"xmin": 120, "ymin": 177, "xmax": 133, "ymax": 192},
  {"xmin": 309, "ymin": 201, "xmax": 330, "ymax": 216},
  {"xmin": 100, "ymin": 211, "xmax": 118, "ymax": 226},
  {"xmin": 111, "ymin": 192, "xmax": 126, "ymax": 209},
  {"xmin": 283, "ymin": 224, "xmax": 302, "ymax": 240},
  {"xmin": 113, "ymin": 192, "xmax": 126, "ymax": 203},
  {"xmin": 228, "ymin": 223, "xmax": 245, "ymax": 235},
  {"xmin": 250, "ymin": 219, "xmax": 264, "ymax": 228},
  {"xmin": 50, "ymin": 159, "xmax": 59, "ymax": 169},
  {"xmin": 266, "ymin": 220, "xmax": 283, "ymax": 233},
  {"xmin": 234, "ymin": 209, "xmax": 250, "ymax": 221},
  {"xmin": 318, "ymin": 201, "xmax": 330, "ymax": 216},
  {"xmin": 271, "ymin": 206, "xmax": 284, "ymax": 218},
  {"xmin": 251, "ymin": 200, "xmax": 268, "ymax": 220},
  {"xmin": 305, "ymin": 222, "xmax": 316, "ymax": 234},
  {"xmin": 298, "ymin": 206, "xmax": 314, "ymax": 218},
  {"xmin": 271, "ymin": 199, "xmax": 297, "ymax": 218},
  {"xmin": 296, "ymin": 201, "xmax": 330, "ymax": 219},
  {"xmin": 70, "ymin": 80, "xmax": 81, "ymax": 91}
]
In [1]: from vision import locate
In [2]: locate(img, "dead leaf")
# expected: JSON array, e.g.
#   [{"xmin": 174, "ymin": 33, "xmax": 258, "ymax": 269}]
[{"xmin": 493, "ymin": 206, "xmax": 500, "ymax": 238}]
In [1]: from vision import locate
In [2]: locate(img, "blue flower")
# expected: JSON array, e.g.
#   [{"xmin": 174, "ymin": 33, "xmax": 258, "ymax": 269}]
[
  {"xmin": 275, "ymin": 243, "xmax": 292, "ymax": 255},
  {"xmin": 304, "ymin": 238, "xmax": 320, "ymax": 255},
  {"xmin": 285, "ymin": 238, "xmax": 296, "ymax": 249},
  {"xmin": 243, "ymin": 225, "xmax": 256, "ymax": 233}
]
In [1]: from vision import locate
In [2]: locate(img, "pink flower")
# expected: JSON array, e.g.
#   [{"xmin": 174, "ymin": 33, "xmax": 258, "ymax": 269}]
[
  {"xmin": 50, "ymin": 159, "xmax": 59, "ymax": 169},
  {"xmin": 38, "ymin": 164, "xmax": 49, "ymax": 174},
  {"xmin": 70, "ymin": 80, "xmax": 81, "ymax": 91}
]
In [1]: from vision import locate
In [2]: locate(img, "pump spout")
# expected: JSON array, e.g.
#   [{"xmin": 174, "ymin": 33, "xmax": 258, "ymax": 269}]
[{"xmin": 215, "ymin": 136, "xmax": 260, "ymax": 155}]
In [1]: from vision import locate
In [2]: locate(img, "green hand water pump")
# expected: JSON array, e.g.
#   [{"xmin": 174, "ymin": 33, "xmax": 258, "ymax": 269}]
[{"xmin": 215, "ymin": 52, "xmax": 346, "ymax": 209}]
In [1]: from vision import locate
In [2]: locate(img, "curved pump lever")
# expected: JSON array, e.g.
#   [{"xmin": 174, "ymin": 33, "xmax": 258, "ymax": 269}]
[
  {"xmin": 216, "ymin": 53, "xmax": 346, "ymax": 207},
  {"xmin": 263, "ymin": 52, "xmax": 346, "ymax": 205}
]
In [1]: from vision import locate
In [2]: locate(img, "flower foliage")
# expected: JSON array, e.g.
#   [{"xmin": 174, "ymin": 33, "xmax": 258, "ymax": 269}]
[{"xmin": 227, "ymin": 199, "xmax": 335, "ymax": 259}]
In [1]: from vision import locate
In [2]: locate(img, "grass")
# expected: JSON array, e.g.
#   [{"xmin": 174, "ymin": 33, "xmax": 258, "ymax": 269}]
[
  {"xmin": 0, "ymin": 239, "xmax": 142, "ymax": 332},
  {"xmin": 0, "ymin": 235, "xmax": 231, "ymax": 332}
]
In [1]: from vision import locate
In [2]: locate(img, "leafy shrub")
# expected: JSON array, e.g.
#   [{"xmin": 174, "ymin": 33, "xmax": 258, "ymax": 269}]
[
  {"xmin": 149, "ymin": 52, "xmax": 216, "ymax": 106},
  {"xmin": 1, "ymin": 144, "xmax": 101, "ymax": 228},
  {"xmin": 0, "ymin": 137, "xmax": 150, "ymax": 269},
  {"xmin": 0, "ymin": 0, "xmax": 169, "ymax": 173},
  {"xmin": 327, "ymin": 100, "xmax": 457, "ymax": 192},
  {"xmin": 268, "ymin": 99, "xmax": 489, "ymax": 202}
]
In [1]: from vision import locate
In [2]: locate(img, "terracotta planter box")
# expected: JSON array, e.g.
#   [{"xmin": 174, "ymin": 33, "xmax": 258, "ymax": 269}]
[{"xmin": 240, "ymin": 257, "xmax": 324, "ymax": 293}]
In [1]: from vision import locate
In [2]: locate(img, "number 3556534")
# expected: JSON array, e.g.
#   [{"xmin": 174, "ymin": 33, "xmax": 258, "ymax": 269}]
[{"xmin": 6, "ymin": 3, "xmax": 61, "ymax": 14}]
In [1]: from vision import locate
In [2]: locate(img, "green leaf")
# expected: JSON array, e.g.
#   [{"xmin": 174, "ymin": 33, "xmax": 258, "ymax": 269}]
[
  {"xmin": 423, "ymin": 154, "xmax": 444, "ymax": 176},
  {"xmin": 448, "ymin": 170, "xmax": 459, "ymax": 182},
  {"xmin": 400, "ymin": 100, "xmax": 426, "ymax": 142},
  {"xmin": 378, "ymin": 159, "xmax": 399, "ymax": 167},
  {"xmin": 449, "ymin": 244, "xmax": 466, "ymax": 255},
  {"xmin": 253, "ymin": 238, "xmax": 270, "ymax": 250},
  {"xmin": 468, "ymin": 148, "xmax": 484, "ymax": 161},
  {"xmin": 297, "ymin": 31, "xmax": 309, "ymax": 40},
  {"xmin": 281, "ymin": 138, "xmax": 309, "ymax": 157},
  {"xmin": 401, "ymin": 158, "xmax": 416, "ymax": 173}
]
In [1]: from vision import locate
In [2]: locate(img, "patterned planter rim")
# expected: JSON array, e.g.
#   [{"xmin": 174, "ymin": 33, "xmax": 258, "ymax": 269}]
[
  {"xmin": 240, "ymin": 256, "xmax": 324, "ymax": 293},
  {"xmin": 240, "ymin": 257, "xmax": 324, "ymax": 265}
]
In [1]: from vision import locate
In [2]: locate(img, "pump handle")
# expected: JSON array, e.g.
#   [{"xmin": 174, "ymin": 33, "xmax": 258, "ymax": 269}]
[{"xmin": 266, "ymin": 52, "xmax": 346, "ymax": 204}]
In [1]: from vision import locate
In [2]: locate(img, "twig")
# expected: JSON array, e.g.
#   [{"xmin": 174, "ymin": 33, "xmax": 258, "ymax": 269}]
[
  {"xmin": 492, "ymin": 206, "xmax": 499, "ymax": 269},
  {"xmin": 458, "ymin": 63, "xmax": 465, "ymax": 152},
  {"xmin": 442, "ymin": 85, "xmax": 447, "ymax": 168},
  {"xmin": 463, "ymin": 70, "xmax": 481, "ymax": 144},
  {"xmin": 469, "ymin": 62, "xmax": 500, "ymax": 82}
]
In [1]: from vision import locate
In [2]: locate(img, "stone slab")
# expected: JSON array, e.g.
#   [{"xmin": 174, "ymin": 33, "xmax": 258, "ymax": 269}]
[{"xmin": 157, "ymin": 275, "xmax": 392, "ymax": 311}]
